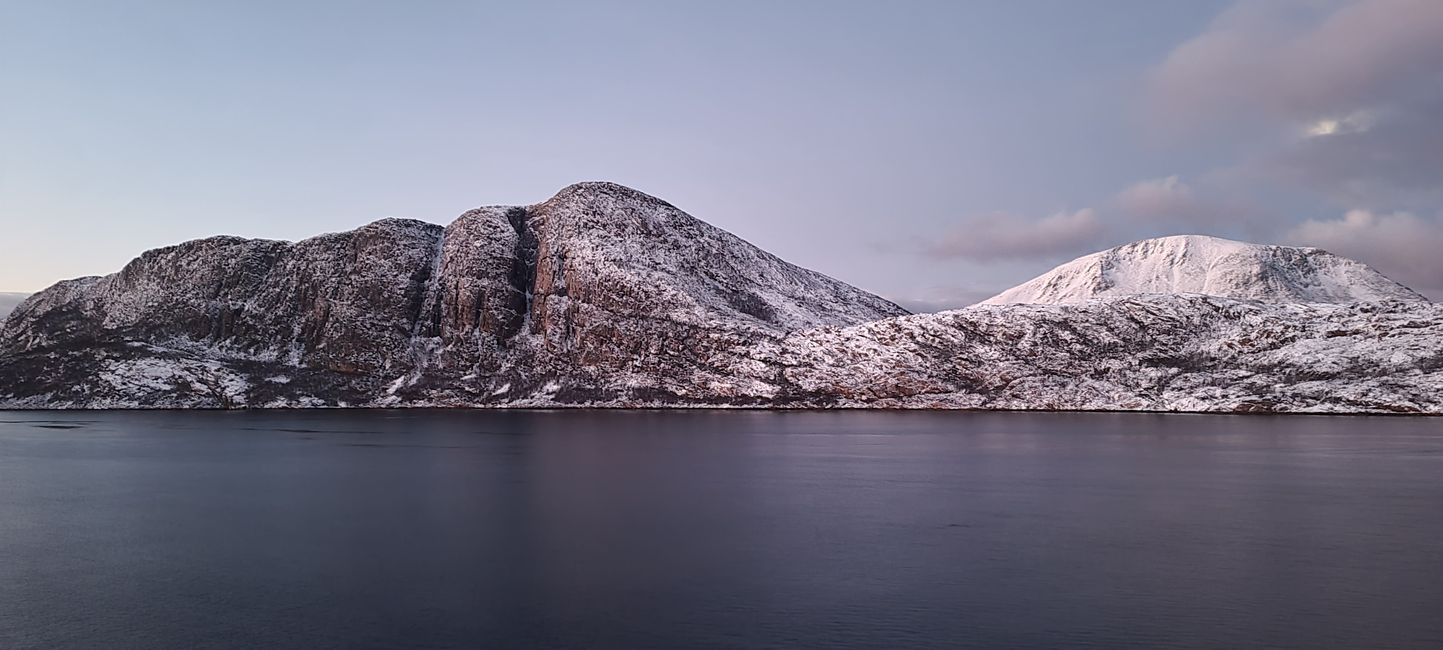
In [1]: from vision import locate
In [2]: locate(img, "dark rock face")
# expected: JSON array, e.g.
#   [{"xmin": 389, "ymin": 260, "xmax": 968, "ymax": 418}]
[{"xmin": 418, "ymin": 206, "xmax": 529, "ymax": 374}]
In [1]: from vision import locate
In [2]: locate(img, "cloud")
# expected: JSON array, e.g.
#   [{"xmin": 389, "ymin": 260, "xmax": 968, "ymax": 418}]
[
  {"xmin": 1303, "ymin": 110, "xmax": 1377, "ymax": 138},
  {"xmin": 924, "ymin": 208, "xmax": 1104, "ymax": 261},
  {"xmin": 1115, "ymin": 175, "xmax": 1201, "ymax": 220},
  {"xmin": 923, "ymin": 173, "xmax": 1250, "ymax": 265},
  {"xmin": 1112, "ymin": 174, "xmax": 1271, "ymax": 236},
  {"xmin": 1252, "ymin": 95, "xmax": 1443, "ymax": 208},
  {"xmin": 1145, "ymin": 0, "xmax": 1443, "ymax": 228},
  {"xmin": 922, "ymin": 1, "xmax": 1443, "ymax": 277},
  {"xmin": 1147, "ymin": 0, "xmax": 1443, "ymax": 131},
  {"xmin": 1287, "ymin": 209, "xmax": 1443, "ymax": 297}
]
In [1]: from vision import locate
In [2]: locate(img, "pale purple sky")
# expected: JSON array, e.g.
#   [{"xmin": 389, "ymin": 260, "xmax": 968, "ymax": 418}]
[{"xmin": 3, "ymin": 0, "xmax": 1441, "ymax": 308}]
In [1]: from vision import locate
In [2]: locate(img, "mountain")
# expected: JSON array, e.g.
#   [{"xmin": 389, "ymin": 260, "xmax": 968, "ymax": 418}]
[
  {"xmin": 3, "ymin": 185, "xmax": 1442, "ymax": 413},
  {"xmin": 0, "ymin": 182, "xmax": 906, "ymax": 408},
  {"xmin": 0, "ymin": 293, "xmax": 27, "ymax": 320},
  {"xmin": 982, "ymin": 235, "xmax": 1426, "ymax": 305}
]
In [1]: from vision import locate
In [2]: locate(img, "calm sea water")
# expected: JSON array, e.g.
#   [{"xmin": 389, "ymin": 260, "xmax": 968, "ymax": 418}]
[{"xmin": 1, "ymin": 410, "xmax": 1441, "ymax": 649}]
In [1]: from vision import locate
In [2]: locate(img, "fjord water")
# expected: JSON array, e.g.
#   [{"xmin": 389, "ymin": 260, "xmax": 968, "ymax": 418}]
[{"xmin": 1, "ymin": 412, "xmax": 1440, "ymax": 649}]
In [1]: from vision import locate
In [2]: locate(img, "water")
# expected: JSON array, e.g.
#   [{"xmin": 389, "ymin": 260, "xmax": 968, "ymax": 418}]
[{"xmin": 1, "ymin": 410, "xmax": 1441, "ymax": 649}]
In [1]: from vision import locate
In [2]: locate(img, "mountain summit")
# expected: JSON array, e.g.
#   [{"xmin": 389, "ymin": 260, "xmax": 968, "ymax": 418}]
[{"xmin": 983, "ymin": 235, "xmax": 1426, "ymax": 305}]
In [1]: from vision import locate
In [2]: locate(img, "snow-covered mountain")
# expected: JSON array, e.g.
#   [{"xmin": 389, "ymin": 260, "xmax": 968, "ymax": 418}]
[
  {"xmin": 983, "ymin": 235, "xmax": 1426, "ymax": 305},
  {"xmin": 3, "ymin": 187, "xmax": 1442, "ymax": 413}
]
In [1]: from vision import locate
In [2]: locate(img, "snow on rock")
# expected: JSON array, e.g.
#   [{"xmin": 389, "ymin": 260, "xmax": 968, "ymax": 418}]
[
  {"xmin": 983, "ymin": 235, "xmax": 1427, "ymax": 305},
  {"xmin": 755, "ymin": 296, "xmax": 1443, "ymax": 413},
  {"xmin": 2, "ymin": 186, "xmax": 1440, "ymax": 414},
  {"xmin": 527, "ymin": 182, "xmax": 907, "ymax": 333}
]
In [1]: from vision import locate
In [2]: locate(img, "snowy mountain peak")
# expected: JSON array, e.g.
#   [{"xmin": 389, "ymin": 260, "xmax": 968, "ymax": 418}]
[{"xmin": 983, "ymin": 235, "xmax": 1427, "ymax": 305}]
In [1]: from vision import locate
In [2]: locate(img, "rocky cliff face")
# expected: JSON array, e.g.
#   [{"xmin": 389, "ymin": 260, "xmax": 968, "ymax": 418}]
[
  {"xmin": 982, "ymin": 235, "xmax": 1425, "ymax": 305},
  {"xmin": 3, "ymin": 184, "xmax": 1441, "ymax": 413}
]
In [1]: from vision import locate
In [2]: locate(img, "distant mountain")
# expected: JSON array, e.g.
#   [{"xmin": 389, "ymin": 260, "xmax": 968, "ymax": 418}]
[
  {"xmin": 983, "ymin": 235, "xmax": 1426, "ymax": 305},
  {"xmin": 3, "ymin": 188, "xmax": 1442, "ymax": 413},
  {"xmin": 0, "ymin": 293, "xmax": 28, "ymax": 320}
]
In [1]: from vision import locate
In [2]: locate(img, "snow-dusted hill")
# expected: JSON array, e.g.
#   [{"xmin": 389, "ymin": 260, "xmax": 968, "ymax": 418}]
[
  {"xmin": 983, "ymin": 235, "xmax": 1426, "ymax": 305},
  {"xmin": 755, "ymin": 295, "xmax": 1443, "ymax": 413},
  {"xmin": 3, "ymin": 188, "xmax": 1441, "ymax": 413}
]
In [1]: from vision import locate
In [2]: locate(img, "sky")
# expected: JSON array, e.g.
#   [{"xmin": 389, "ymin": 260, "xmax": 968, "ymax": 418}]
[{"xmin": 2, "ymin": 0, "xmax": 1441, "ymax": 309}]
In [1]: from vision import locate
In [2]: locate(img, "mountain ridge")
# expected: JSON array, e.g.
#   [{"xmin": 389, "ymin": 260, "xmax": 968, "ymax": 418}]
[{"xmin": 3, "ymin": 184, "xmax": 1441, "ymax": 413}]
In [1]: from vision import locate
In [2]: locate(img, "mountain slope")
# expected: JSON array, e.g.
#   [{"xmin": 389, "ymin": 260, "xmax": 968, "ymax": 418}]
[
  {"xmin": 527, "ymin": 182, "xmax": 906, "ymax": 332},
  {"xmin": 983, "ymin": 235, "xmax": 1426, "ymax": 305},
  {"xmin": 754, "ymin": 295, "xmax": 1443, "ymax": 413}
]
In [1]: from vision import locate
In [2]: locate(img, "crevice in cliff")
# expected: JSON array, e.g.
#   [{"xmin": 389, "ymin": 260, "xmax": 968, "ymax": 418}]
[
  {"xmin": 397, "ymin": 227, "xmax": 448, "ymax": 389},
  {"xmin": 503, "ymin": 207, "xmax": 538, "ymax": 342},
  {"xmin": 410, "ymin": 228, "xmax": 446, "ymax": 340}
]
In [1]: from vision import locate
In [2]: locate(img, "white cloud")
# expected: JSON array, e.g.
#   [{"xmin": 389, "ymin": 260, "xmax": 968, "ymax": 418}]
[{"xmin": 1304, "ymin": 110, "xmax": 1377, "ymax": 138}]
